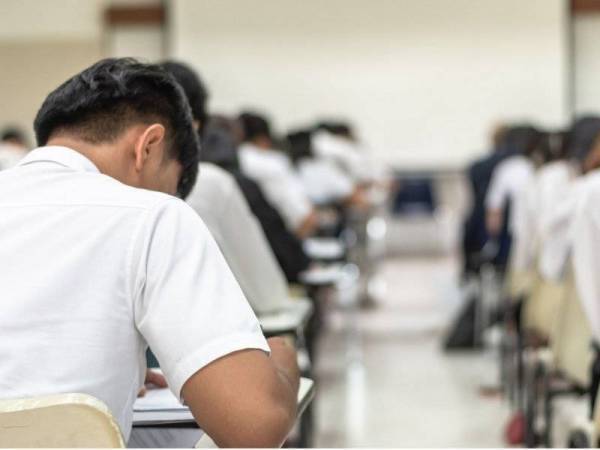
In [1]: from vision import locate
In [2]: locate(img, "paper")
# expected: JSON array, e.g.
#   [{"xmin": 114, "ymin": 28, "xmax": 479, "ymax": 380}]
[{"xmin": 134, "ymin": 388, "xmax": 186, "ymax": 412}]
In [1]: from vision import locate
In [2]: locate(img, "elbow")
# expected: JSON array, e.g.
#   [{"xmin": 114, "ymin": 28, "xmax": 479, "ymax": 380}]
[{"xmin": 213, "ymin": 403, "xmax": 297, "ymax": 448}]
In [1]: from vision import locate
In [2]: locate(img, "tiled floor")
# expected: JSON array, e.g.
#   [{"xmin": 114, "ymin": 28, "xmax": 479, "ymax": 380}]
[{"xmin": 313, "ymin": 255, "xmax": 510, "ymax": 447}]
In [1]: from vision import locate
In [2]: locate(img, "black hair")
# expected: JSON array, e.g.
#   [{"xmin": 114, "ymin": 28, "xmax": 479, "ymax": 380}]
[
  {"xmin": 1, "ymin": 126, "xmax": 27, "ymax": 146},
  {"xmin": 314, "ymin": 121, "xmax": 354, "ymax": 140},
  {"xmin": 160, "ymin": 61, "xmax": 209, "ymax": 136},
  {"xmin": 238, "ymin": 111, "xmax": 272, "ymax": 142},
  {"xmin": 201, "ymin": 116, "xmax": 241, "ymax": 171},
  {"xmin": 501, "ymin": 125, "xmax": 542, "ymax": 158},
  {"xmin": 286, "ymin": 129, "xmax": 314, "ymax": 165},
  {"xmin": 568, "ymin": 116, "xmax": 600, "ymax": 163},
  {"xmin": 33, "ymin": 57, "xmax": 199, "ymax": 199}
]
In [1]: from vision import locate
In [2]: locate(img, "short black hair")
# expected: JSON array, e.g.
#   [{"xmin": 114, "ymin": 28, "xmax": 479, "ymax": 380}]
[
  {"xmin": 161, "ymin": 61, "xmax": 209, "ymax": 135},
  {"xmin": 315, "ymin": 121, "xmax": 354, "ymax": 139},
  {"xmin": 1, "ymin": 126, "xmax": 27, "ymax": 145},
  {"xmin": 569, "ymin": 116, "xmax": 600, "ymax": 163},
  {"xmin": 238, "ymin": 111, "xmax": 272, "ymax": 142},
  {"xmin": 33, "ymin": 57, "xmax": 200, "ymax": 199},
  {"xmin": 201, "ymin": 116, "xmax": 241, "ymax": 171},
  {"xmin": 286, "ymin": 129, "xmax": 314, "ymax": 164},
  {"xmin": 502, "ymin": 125, "xmax": 542, "ymax": 158}
]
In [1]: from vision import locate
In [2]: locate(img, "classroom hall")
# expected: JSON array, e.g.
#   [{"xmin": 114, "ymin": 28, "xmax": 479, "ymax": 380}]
[{"xmin": 2, "ymin": 0, "xmax": 600, "ymax": 448}]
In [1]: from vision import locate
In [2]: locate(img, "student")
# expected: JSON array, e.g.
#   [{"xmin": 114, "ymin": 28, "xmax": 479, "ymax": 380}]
[
  {"xmin": 0, "ymin": 126, "xmax": 29, "ymax": 169},
  {"xmin": 160, "ymin": 61, "xmax": 291, "ymax": 314},
  {"xmin": 286, "ymin": 129, "xmax": 367, "ymax": 208},
  {"xmin": 540, "ymin": 118, "xmax": 600, "ymax": 282},
  {"xmin": 312, "ymin": 121, "xmax": 376, "ymax": 185},
  {"xmin": 238, "ymin": 111, "xmax": 319, "ymax": 238},
  {"xmin": 570, "ymin": 147, "xmax": 600, "ymax": 342},
  {"xmin": 461, "ymin": 124, "xmax": 512, "ymax": 274},
  {"xmin": 485, "ymin": 125, "xmax": 542, "ymax": 278},
  {"xmin": 202, "ymin": 116, "xmax": 312, "ymax": 283},
  {"xmin": 0, "ymin": 58, "xmax": 299, "ymax": 447}
]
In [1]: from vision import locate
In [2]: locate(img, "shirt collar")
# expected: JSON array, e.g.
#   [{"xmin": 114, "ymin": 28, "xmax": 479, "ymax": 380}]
[{"xmin": 17, "ymin": 146, "xmax": 100, "ymax": 174}]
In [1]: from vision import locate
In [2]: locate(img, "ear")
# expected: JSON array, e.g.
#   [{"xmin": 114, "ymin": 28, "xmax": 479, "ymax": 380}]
[{"xmin": 133, "ymin": 124, "xmax": 167, "ymax": 172}]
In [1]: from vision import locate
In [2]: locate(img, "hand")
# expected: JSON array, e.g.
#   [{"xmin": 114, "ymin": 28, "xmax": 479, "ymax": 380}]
[{"xmin": 138, "ymin": 369, "xmax": 168, "ymax": 397}]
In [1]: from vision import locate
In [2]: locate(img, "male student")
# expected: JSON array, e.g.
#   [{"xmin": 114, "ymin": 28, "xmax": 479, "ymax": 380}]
[
  {"xmin": 202, "ymin": 116, "xmax": 312, "ymax": 283},
  {"xmin": 0, "ymin": 58, "xmax": 299, "ymax": 447},
  {"xmin": 485, "ymin": 125, "xmax": 542, "ymax": 281},
  {"xmin": 160, "ymin": 61, "xmax": 291, "ymax": 314},
  {"xmin": 238, "ymin": 111, "xmax": 319, "ymax": 238}
]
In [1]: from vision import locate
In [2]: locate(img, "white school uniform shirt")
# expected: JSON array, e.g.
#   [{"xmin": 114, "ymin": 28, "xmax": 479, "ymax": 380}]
[
  {"xmin": 312, "ymin": 130, "xmax": 374, "ymax": 183},
  {"xmin": 571, "ymin": 170, "xmax": 600, "ymax": 341},
  {"xmin": 297, "ymin": 158, "xmax": 354, "ymax": 205},
  {"xmin": 532, "ymin": 161, "xmax": 577, "ymax": 280},
  {"xmin": 0, "ymin": 146, "xmax": 269, "ymax": 439},
  {"xmin": 239, "ymin": 143, "xmax": 312, "ymax": 231},
  {"xmin": 486, "ymin": 155, "xmax": 536, "ymax": 271},
  {"xmin": 186, "ymin": 163, "xmax": 289, "ymax": 314}
]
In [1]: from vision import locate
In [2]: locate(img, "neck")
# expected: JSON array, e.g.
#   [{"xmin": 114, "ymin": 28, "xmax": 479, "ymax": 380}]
[{"xmin": 46, "ymin": 135, "xmax": 123, "ymax": 177}]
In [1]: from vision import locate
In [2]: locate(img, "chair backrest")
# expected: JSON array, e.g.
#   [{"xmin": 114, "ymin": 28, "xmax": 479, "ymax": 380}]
[
  {"xmin": 523, "ymin": 273, "xmax": 567, "ymax": 340},
  {"xmin": 0, "ymin": 393, "xmax": 124, "ymax": 448},
  {"xmin": 552, "ymin": 269, "xmax": 593, "ymax": 387}
]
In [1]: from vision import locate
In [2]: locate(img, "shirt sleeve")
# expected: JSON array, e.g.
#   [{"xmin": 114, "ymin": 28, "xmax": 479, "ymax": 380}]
[
  {"xmin": 261, "ymin": 169, "xmax": 312, "ymax": 232},
  {"xmin": 486, "ymin": 164, "xmax": 510, "ymax": 210},
  {"xmin": 130, "ymin": 197, "xmax": 270, "ymax": 399}
]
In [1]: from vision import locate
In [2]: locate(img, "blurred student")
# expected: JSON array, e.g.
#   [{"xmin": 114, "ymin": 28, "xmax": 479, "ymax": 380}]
[
  {"xmin": 536, "ymin": 117, "xmax": 600, "ymax": 285},
  {"xmin": 312, "ymin": 121, "xmax": 376, "ymax": 185},
  {"xmin": 161, "ymin": 61, "xmax": 291, "ymax": 314},
  {"xmin": 287, "ymin": 129, "xmax": 368, "ymax": 208},
  {"xmin": 485, "ymin": 125, "xmax": 542, "ymax": 280},
  {"xmin": 0, "ymin": 126, "xmax": 29, "ymax": 169},
  {"xmin": 461, "ymin": 124, "xmax": 511, "ymax": 275},
  {"xmin": 0, "ymin": 58, "xmax": 299, "ymax": 447},
  {"xmin": 202, "ymin": 116, "xmax": 312, "ymax": 283},
  {"xmin": 238, "ymin": 111, "xmax": 319, "ymax": 238},
  {"xmin": 569, "ymin": 136, "xmax": 600, "ymax": 342}
]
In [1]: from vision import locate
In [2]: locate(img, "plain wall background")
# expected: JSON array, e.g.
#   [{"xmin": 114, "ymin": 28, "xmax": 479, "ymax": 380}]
[
  {"xmin": 170, "ymin": 0, "xmax": 570, "ymax": 169},
  {"xmin": 574, "ymin": 13, "xmax": 600, "ymax": 116}
]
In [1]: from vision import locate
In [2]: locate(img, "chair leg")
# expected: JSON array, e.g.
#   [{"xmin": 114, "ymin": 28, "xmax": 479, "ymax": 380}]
[
  {"xmin": 525, "ymin": 359, "xmax": 544, "ymax": 447},
  {"xmin": 542, "ymin": 371, "xmax": 554, "ymax": 448}
]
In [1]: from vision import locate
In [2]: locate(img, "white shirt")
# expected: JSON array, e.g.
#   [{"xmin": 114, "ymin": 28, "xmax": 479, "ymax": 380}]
[
  {"xmin": 531, "ymin": 161, "xmax": 577, "ymax": 280},
  {"xmin": 0, "ymin": 142, "xmax": 27, "ymax": 170},
  {"xmin": 312, "ymin": 130, "xmax": 374, "ymax": 183},
  {"xmin": 0, "ymin": 147, "xmax": 269, "ymax": 439},
  {"xmin": 186, "ymin": 163, "xmax": 290, "ymax": 314},
  {"xmin": 297, "ymin": 158, "xmax": 354, "ymax": 205},
  {"xmin": 239, "ymin": 143, "xmax": 312, "ymax": 231},
  {"xmin": 486, "ymin": 155, "xmax": 536, "ymax": 271}
]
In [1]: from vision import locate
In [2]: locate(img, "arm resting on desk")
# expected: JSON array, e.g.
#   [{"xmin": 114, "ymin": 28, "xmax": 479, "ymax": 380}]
[{"xmin": 181, "ymin": 338, "xmax": 299, "ymax": 448}]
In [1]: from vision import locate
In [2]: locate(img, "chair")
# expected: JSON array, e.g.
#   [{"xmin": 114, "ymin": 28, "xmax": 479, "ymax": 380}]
[
  {"xmin": 522, "ymin": 275, "xmax": 566, "ymax": 341},
  {"xmin": 534, "ymin": 268, "xmax": 593, "ymax": 446},
  {"xmin": 0, "ymin": 393, "xmax": 124, "ymax": 448}
]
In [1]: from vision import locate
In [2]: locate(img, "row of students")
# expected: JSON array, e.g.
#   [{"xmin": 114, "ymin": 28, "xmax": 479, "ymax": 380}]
[
  {"xmin": 0, "ymin": 57, "xmax": 382, "ymax": 446},
  {"xmin": 465, "ymin": 116, "xmax": 600, "ymax": 445}
]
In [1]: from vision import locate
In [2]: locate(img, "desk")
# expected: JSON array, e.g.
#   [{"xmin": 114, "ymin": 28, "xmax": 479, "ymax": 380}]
[
  {"xmin": 132, "ymin": 377, "xmax": 315, "ymax": 428},
  {"xmin": 259, "ymin": 298, "xmax": 313, "ymax": 337},
  {"xmin": 299, "ymin": 263, "xmax": 345, "ymax": 287},
  {"xmin": 303, "ymin": 237, "xmax": 346, "ymax": 262}
]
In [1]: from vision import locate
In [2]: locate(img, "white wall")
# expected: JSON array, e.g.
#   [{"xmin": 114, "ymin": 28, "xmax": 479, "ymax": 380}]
[
  {"xmin": 0, "ymin": 0, "xmax": 105, "ymax": 41},
  {"xmin": 170, "ymin": 0, "xmax": 569, "ymax": 170},
  {"xmin": 574, "ymin": 13, "xmax": 600, "ymax": 116}
]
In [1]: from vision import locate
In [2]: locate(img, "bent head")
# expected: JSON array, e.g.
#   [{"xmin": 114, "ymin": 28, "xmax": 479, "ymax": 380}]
[{"xmin": 34, "ymin": 58, "xmax": 200, "ymax": 199}]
